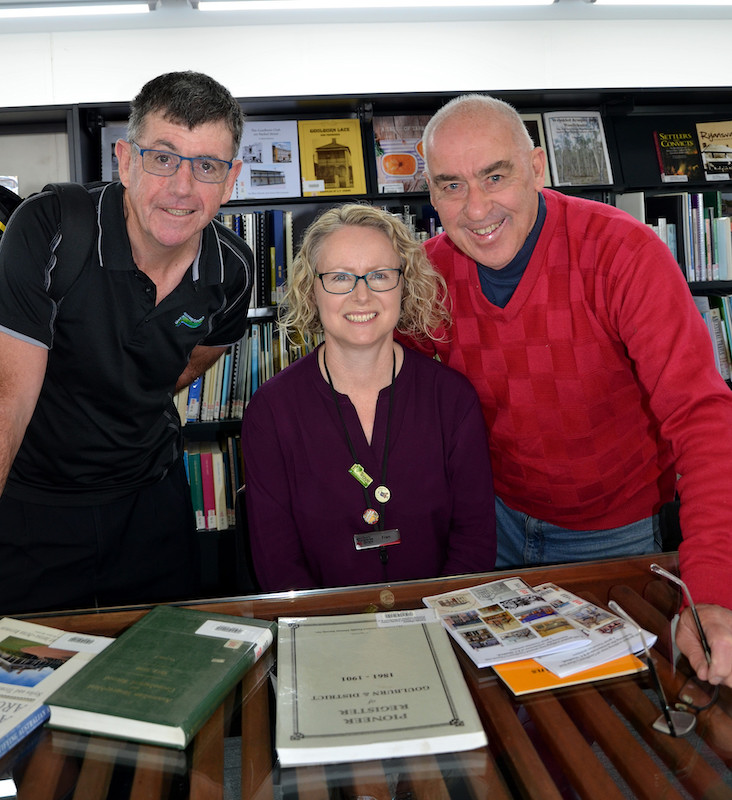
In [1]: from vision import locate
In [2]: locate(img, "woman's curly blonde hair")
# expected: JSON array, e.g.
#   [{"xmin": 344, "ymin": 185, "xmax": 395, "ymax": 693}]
[{"xmin": 280, "ymin": 203, "xmax": 451, "ymax": 344}]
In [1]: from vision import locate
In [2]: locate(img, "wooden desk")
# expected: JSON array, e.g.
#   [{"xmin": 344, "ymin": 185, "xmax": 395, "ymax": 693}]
[{"xmin": 3, "ymin": 554, "xmax": 731, "ymax": 800}]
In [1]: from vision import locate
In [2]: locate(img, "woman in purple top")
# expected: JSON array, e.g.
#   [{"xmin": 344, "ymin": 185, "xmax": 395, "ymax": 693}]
[{"xmin": 241, "ymin": 204, "xmax": 496, "ymax": 592}]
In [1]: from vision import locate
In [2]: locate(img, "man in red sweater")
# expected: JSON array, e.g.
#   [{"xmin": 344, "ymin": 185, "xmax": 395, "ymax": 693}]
[{"xmin": 420, "ymin": 93, "xmax": 732, "ymax": 688}]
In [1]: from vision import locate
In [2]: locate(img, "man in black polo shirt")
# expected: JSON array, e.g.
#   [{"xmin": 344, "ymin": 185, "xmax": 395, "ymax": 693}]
[{"xmin": 0, "ymin": 71, "xmax": 253, "ymax": 614}]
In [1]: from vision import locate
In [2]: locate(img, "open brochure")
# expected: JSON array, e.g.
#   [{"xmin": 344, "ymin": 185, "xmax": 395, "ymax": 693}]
[
  {"xmin": 530, "ymin": 582, "xmax": 656, "ymax": 677},
  {"xmin": 423, "ymin": 577, "xmax": 588, "ymax": 669},
  {"xmin": 423, "ymin": 578, "xmax": 656, "ymax": 676}
]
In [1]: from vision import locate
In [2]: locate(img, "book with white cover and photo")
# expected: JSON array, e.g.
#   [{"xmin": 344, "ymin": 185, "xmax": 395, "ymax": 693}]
[
  {"xmin": 232, "ymin": 119, "xmax": 301, "ymax": 200},
  {"xmin": 0, "ymin": 617, "xmax": 113, "ymax": 759},
  {"xmin": 275, "ymin": 609, "xmax": 486, "ymax": 768},
  {"xmin": 543, "ymin": 110, "xmax": 613, "ymax": 186}
]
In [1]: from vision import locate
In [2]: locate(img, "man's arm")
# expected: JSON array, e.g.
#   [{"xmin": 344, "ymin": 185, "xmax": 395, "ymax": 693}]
[
  {"xmin": 0, "ymin": 331, "xmax": 48, "ymax": 495},
  {"xmin": 175, "ymin": 344, "xmax": 228, "ymax": 393},
  {"xmin": 676, "ymin": 604, "xmax": 732, "ymax": 688}
]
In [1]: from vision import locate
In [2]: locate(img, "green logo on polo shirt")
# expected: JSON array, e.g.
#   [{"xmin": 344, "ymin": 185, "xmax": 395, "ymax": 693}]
[{"xmin": 175, "ymin": 312, "xmax": 205, "ymax": 329}]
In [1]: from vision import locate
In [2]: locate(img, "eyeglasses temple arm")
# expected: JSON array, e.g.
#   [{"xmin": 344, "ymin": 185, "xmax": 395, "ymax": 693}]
[
  {"xmin": 608, "ymin": 600, "xmax": 678, "ymax": 737},
  {"xmin": 650, "ymin": 563, "xmax": 713, "ymax": 666}
]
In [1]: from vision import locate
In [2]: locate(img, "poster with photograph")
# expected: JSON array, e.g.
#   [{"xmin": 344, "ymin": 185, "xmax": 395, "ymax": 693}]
[
  {"xmin": 298, "ymin": 119, "xmax": 367, "ymax": 197},
  {"xmin": 695, "ymin": 119, "xmax": 732, "ymax": 181},
  {"xmin": 233, "ymin": 119, "xmax": 301, "ymax": 200},
  {"xmin": 543, "ymin": 111, "xmax": 613, "ymax": 186},
  {"xmin": 373, "ymin": 115, "xmax": 430, "ymax": 193}
]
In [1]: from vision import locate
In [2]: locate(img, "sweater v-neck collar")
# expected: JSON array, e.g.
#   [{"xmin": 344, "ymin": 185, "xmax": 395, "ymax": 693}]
[{"xmin": 457, "ymin": 189, "xmax": 556, "ymax": 321}]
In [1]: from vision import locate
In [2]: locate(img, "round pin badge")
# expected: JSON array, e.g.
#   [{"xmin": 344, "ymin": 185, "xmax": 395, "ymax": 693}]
[
  {"xmin": 362, "ymin": 508, "xmax": 380, "ymax": 525},
  {"xmin": 374, "ymin": 485, "xmax": 391, "ymax": 503}
]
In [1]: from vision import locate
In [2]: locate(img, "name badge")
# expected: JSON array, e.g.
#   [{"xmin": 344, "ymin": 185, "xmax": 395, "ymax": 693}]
[{"xmin": 353, "ymin": 529, "xmax": 401, "ymax": 551}]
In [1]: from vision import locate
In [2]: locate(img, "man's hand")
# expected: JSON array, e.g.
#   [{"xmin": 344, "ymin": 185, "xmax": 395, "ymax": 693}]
[
  {"xmin": 676, "ymin": 604, "xmax": 732, "ymax": 688},
  {"xmin": 175, "ymin": 344, "xmax": 227, "ymax": 392}
]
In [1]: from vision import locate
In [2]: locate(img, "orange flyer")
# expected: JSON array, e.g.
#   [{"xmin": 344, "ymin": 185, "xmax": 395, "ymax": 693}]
[{"xmin": 493, "ymin": 653, "xmax": 646, "ymax": 696}]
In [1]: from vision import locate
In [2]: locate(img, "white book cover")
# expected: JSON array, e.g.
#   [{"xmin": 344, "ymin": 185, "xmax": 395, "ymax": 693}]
[
  {"xmin": 0, "ymin": 618, "xmax": 113, "ymax": 759},
  {"xmin": 543, "ymin": 110, "xmax": 613, "ymax": 186},
  {"xmin": 275, "ymin": 610, "xmax": 486, "ymax": 767},
  {"xmin": 232, "ymin": 120, "xmax": 301, "ymax": 200},
  {"xmin": 696, "ymin": 119, "xmax": 732, "ymax": 182}
]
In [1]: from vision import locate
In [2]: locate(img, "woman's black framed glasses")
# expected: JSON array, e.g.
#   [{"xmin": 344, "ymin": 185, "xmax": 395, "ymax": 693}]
[{"xmin": 316, "ymin": 268, "xmax": 403, "ymax": 294}]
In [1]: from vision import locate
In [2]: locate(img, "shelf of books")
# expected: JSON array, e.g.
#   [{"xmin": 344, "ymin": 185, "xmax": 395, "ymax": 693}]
[{"xmin": 176, "ymin": 319, "xmax": 322, "ymax": 533}]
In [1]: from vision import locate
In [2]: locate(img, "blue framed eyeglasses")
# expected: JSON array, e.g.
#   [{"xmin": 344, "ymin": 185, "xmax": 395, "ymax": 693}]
[{"xmin": 129, "ymin": 141, "xmax": 233, "ymax": 184}]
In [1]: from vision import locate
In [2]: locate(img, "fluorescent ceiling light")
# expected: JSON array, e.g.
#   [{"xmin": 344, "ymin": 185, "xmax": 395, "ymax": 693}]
[
  {"xmin": 0, "ymin": 0, "xmax": 154, "ymax": 16},
  {"xmin": 591, "ymin": 0, "xmax": 732, "ymax": 5},
  {"xmin": 196, "ymin": 0, "xmax": 555, "ymax": 10}
]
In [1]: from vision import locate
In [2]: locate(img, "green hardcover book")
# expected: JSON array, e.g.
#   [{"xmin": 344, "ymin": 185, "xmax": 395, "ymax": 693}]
[{"xmin": 46, "ymin": 605, "xmax": 276, "ymax": 749}]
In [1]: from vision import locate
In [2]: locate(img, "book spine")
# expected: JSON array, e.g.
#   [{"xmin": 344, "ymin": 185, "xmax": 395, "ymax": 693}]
[
  {"xmin": 691, "ymin": 194, "xmax": 706, "ymax": 281},
  {"xmin": 0, "ymin": 705, "xmax": 50, "ymax": 760},
  {"xmin": 213, "ymin": 356, "xmax": 225, "ymax": 422},
  {"xmin": 212, "ymin": 447, "xmax": 229, "ymax": 531},
  {"xmin": 710, "ymin": 309, "xmax": 732, "ymax": 381},
  {"xmin": 199, "ymin": 447, "xmax": 217, "ymax": 531},
  {"xmin": 186, "ymin": 376, "xmax": 203, "ymax": 423},
  {"xmin": 250, "ymin": 324, "xmax": 260, "ymax": 397},
  {"xmin": 652, "ymin": 131, "xmax": 665, "ymax": 181},
  {"xmin": 219, "ymin": 351, "xmax": 232, "ymax": 420},
  {"xmin": 186, "ymin": 446, "xmax": 206, "ymax": 532},
  {"xmin": 221, "ymin": 438, "xmax": 235, "ymax": 528}
]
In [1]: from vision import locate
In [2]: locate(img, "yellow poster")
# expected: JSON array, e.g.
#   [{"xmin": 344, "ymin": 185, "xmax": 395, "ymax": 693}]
[{"xmin": 298, "ymin": 119, "xmax": 367, "ymax": 197}]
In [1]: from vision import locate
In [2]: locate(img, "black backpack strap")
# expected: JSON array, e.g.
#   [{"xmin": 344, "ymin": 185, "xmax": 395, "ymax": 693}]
[
  {"xmin": 42, "ymin": 182, "xmax": 98, "ymax": 300},
  {"xmin": 0, "ymin": 185, "xmax": 23, "ymax": 236}
]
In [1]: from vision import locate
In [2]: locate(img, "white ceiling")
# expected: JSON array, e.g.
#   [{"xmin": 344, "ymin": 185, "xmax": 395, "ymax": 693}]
[{"xmin": 1, "ymin": 0, "xmax": 731, "ymax": 34}]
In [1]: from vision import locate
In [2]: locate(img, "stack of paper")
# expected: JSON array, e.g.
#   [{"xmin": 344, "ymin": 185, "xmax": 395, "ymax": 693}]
[{"xmin": 423, "ymin": 578, "xmax": 653, "ymax": 695}]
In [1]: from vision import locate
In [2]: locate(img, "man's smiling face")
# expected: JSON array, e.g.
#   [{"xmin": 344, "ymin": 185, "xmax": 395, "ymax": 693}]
[
  {"xmin": 116, "ymin": 111, "xmax": 241, "ymax": 255},
  {"xmin": 426, "ymin": 111, "xmax": 545, "ymax": 270}
]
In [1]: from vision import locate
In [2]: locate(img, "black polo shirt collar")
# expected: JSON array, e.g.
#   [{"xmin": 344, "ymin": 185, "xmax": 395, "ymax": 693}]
[{"xmin": 97, "ymin": 182, "xmax": 224, "ymax": 287}]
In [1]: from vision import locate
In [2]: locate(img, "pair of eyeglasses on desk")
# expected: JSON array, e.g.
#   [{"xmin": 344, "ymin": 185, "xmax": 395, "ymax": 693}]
[{"xmin": 609, "ymin": 562, "xmax": 719, "ymax": 738}]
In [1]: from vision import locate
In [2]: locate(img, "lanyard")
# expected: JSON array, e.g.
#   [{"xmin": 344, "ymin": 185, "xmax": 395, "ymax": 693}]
[{"xmin": 322, "ymin": 346, "xmax": 396, "ymax": 564}]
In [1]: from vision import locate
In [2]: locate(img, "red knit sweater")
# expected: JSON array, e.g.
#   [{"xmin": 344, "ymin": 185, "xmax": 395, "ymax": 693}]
[{"xmin": 423, "ymin": 189, "xmax": 732, "ymax": 608}]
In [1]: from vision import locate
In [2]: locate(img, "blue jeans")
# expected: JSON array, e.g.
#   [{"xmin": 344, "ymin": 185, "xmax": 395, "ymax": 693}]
[{"xmin": 494, "ymin": 496, "xmax": 662, "ymax": 569}]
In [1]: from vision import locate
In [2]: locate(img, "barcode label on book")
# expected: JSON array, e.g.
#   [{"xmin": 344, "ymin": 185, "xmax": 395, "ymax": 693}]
[
  {"xmin": 196, "ymin": 620, "xmax": 274, "ymax": 649},
  {"xmin": 376, "ymin": 609, "xmax": 437, "ymax": 628},
  {"xmin": 54, "ymin": 632, "xmax": 112, "ymax": 654}
]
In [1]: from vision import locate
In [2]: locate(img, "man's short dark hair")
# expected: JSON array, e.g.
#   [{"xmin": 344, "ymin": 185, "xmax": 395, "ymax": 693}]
[{"xmin": 127, "ymin": 71, "xmax": 244, "ymax": 157}]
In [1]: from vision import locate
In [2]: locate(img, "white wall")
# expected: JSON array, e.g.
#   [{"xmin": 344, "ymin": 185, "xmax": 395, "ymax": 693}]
[
  {"xmin": 1, "ymin": 18, "xmax": 731, "ymax": 109},
  {"xmin": 0, "ymin": 134, "xmax": 70, "ymax": 195},
  {"xmin": 2, "ymin": 13, "xmax": 731, "ymax": 195}
]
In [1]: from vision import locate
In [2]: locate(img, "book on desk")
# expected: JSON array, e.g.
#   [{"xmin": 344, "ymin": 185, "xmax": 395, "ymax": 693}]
[
  {"xmin": 46, "ymin": 605, "xmax": 276, "ymax": 749},
  {"xmin": 275, "ymin": 609, "xmax": 487, "ymax": 767},
  {"xmin": 0, "ymin": 617, "xmax": 113, "ymax": 759}
]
